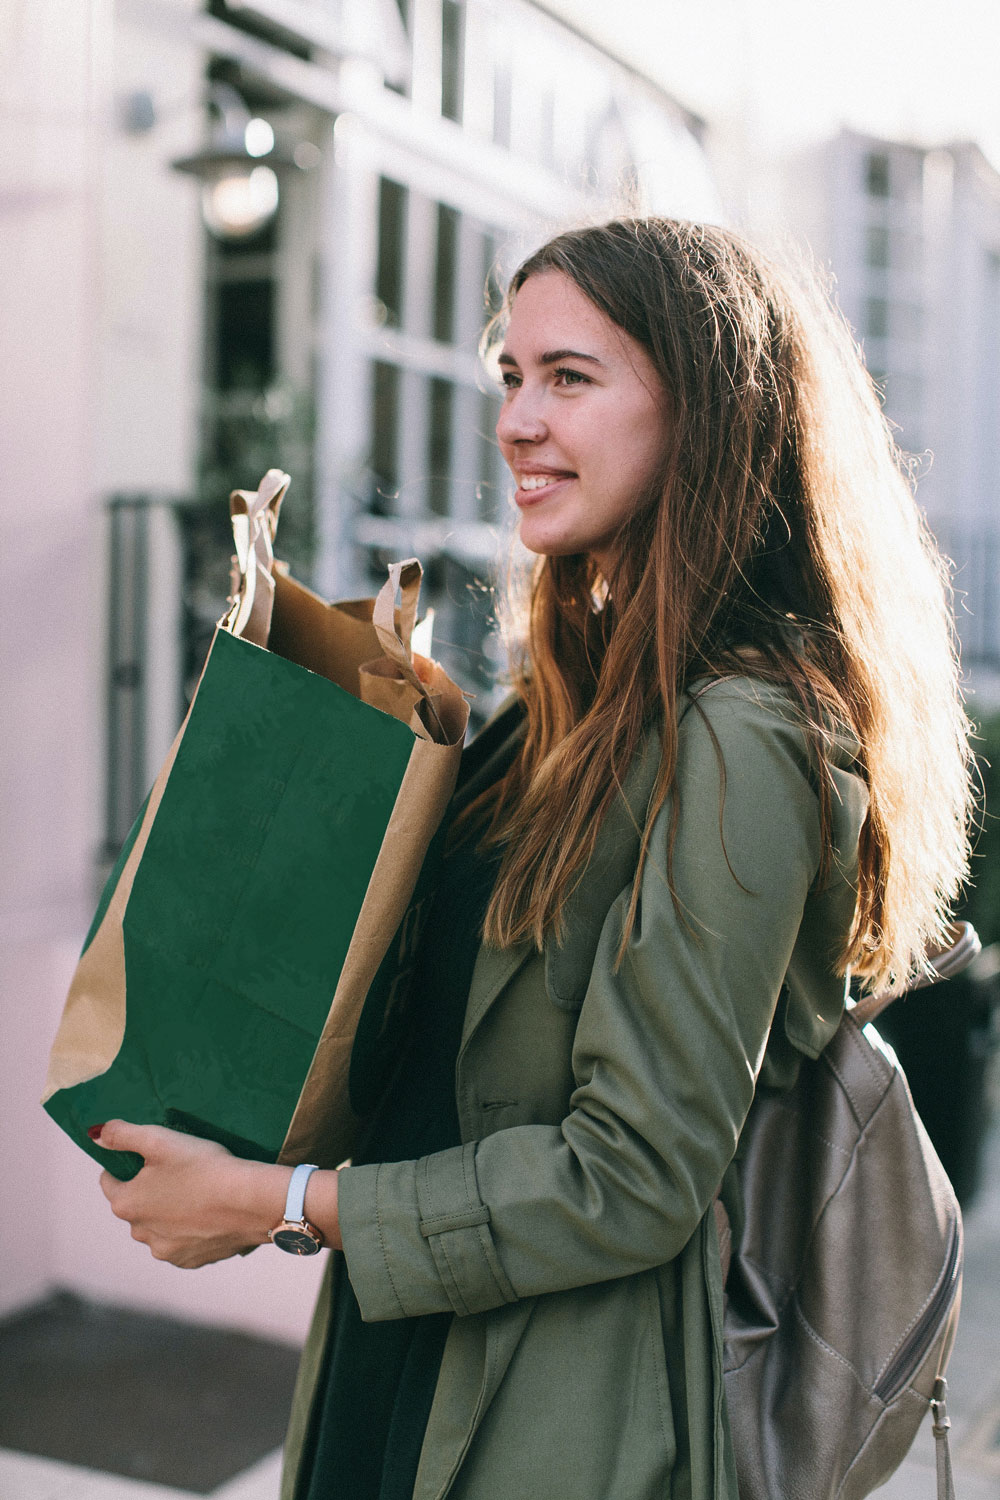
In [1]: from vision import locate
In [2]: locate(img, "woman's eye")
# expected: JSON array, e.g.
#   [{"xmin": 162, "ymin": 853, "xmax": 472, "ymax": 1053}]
[
  {"xmin": 553, "ymin": 367, "xmax": 589, "ymax": 387},
  {"xmin": 500, "ymin": 371, "xmax": 521, "ymax": 390}
]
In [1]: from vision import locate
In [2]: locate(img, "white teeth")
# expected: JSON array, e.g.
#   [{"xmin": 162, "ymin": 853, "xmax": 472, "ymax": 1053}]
[{"xmin": 520, "ymin": 474, "xmax": 566, "ymax": 490}]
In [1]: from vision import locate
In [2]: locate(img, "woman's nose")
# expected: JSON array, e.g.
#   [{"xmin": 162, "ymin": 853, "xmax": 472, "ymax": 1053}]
[{"xmin": 496, "ymin": 388, "xmax": 547, "ymax": 446}]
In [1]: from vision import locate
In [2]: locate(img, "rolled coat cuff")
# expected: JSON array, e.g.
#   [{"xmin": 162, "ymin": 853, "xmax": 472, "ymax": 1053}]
[{"xmin": 338, "ymin": 1143, "xmax": 517, "ymax": 1321}]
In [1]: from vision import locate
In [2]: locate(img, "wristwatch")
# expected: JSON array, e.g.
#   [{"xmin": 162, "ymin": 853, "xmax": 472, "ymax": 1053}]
[{"xmin": 269, "ymin": 1163, "xmax": 324, "ymax": 1255}]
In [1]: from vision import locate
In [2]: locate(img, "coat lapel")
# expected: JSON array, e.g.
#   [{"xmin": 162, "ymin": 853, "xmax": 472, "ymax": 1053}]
[
  {"xmin": 461, "ymin": 937, "xmax": 536, "ymax": 1049},
  {"xmin": 544, "ymin": 726, "xmax": 662, "ymax": 1008},
  {"xmin": 460, "ymin": 720, "xmax": 664, "ymax": 1046}
]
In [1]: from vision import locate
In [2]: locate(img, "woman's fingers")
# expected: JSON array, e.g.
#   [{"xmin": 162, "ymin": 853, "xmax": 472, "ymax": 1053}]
[
  {"xmin": 93, "ymin": 1118, "xmax": 221, "ymax": 1161},
  {"xmin": 95, "ymin": 1124, "xmax": 269, "ymax": 1268},
  {"xmin": 98, "ymin": 1168, "xmax": 124, "ymax": 1208}
]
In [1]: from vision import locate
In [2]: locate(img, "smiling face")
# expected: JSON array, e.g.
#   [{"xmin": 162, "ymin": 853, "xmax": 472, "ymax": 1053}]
[{"xmin": 495, "ymin": 270, "xmax": 667, "ymax": 573}]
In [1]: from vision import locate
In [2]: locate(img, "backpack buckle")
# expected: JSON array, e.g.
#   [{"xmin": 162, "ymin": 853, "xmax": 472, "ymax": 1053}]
[{"xmin": 931, "ymin": 1376, "xmax": 951, "ymax": 1436}]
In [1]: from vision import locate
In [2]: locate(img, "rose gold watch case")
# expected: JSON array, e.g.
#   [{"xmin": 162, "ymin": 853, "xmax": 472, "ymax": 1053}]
[{"xmin": 269, "ymin": 1218, "xmax": 323, "ymax": 1255}]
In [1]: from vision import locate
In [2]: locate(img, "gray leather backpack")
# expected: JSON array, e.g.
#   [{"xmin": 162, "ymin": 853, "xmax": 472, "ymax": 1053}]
[{"xmin": 722, "ymin": 923, "xmax": 977, "ymax": 1500}]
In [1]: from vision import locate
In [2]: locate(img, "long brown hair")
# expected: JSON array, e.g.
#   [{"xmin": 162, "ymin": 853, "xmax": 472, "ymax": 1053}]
[{"xmin": 469, "ymin": 218, "xmax": 970, "ymax": 994}]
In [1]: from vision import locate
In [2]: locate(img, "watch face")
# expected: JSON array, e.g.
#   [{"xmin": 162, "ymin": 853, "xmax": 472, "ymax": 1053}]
[{"xmin": 271, "ymin": 1226, "xmax": 322, "ymax": 1256}]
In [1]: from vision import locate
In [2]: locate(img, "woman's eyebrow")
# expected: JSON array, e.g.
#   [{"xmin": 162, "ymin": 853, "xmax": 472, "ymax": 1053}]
[{"xmin": 497, "ymin": 348, "xmax": 605, "ymax": 368}]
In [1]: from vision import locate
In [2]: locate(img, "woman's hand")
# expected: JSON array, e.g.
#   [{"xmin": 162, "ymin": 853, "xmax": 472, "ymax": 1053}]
[{"xmin": 96, "ymin": 1119, "xmax": 290, "ymax": 1269}]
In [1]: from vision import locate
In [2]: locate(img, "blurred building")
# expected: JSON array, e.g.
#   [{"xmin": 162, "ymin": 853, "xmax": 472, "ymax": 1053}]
[
  {"xmin": 109, "ymin": 0, "xmax": 724, "ymax": 839},
  {"xmin": 2, "ymin": 0, "xmax": 720, "ymax": 1340},
  {"xmin": 783, "ymin": 128, "xmax": 1000, "ymax": 697}
]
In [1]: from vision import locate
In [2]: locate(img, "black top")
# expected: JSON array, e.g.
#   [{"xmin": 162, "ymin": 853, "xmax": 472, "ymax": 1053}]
[{"xmin": 300, "ymin": 703, "xmax": 524, "ymax": 1500}]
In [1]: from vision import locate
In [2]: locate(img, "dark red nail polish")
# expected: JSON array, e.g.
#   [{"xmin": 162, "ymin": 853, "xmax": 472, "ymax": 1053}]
[{"xmin": 87, "ymin": 1124, "xmax": 105, "ymax": 1142}]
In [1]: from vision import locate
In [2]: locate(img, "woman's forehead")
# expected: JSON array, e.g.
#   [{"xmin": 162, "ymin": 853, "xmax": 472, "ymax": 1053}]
[
  {"xmin": 506, "ymin": 272, "xmax": 606, "ymax": 337},
  {"xmin": 503, "ymin": 271, "xmax": 645, "ymax": 370}
]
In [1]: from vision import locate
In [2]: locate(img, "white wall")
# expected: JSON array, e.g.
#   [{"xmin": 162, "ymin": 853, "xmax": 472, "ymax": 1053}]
[
  {"xmin": 0, "ymin": 0, "xmax": 326, "ymax": 1342},
  {"xmin": 1, "ymin": 0, "xmax": 110, "ymax": 1316}
]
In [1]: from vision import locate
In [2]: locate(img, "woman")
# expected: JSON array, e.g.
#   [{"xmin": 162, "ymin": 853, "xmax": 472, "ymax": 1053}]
[{"xmin": 95, "ymin": 219, "xmax": 972, "ymax": 1500}]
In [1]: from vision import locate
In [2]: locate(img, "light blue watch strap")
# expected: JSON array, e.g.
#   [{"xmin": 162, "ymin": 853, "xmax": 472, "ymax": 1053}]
[{"xmin": 285, "ymin": 1163, "xmax": 319, "ymax": 1223}]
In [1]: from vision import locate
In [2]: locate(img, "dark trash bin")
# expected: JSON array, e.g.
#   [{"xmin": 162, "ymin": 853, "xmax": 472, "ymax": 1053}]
[{"xmin": 877, "ymin": 945, "xmax": 1000, "ymax": 1207}]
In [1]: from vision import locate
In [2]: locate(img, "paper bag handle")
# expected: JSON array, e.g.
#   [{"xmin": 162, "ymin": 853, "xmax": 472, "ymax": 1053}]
[
  {"xmin": 220, "ymin": 469, "xmax": 290, "ymax": 646},
  {"xmin": 372, "ymin": 559, "xmax": 445, "ymax": 739},
  {"xmin": 372, "ymin": 559, "xmax": 421, "ymax": 670}
]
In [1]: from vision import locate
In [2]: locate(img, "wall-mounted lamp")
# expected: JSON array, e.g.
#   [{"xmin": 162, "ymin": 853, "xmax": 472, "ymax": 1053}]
[
  {"xmin": 118, "ymin": 81, "xmax": 321, "ymax": 241},
  {"xmin": 169, "ymin": 83, "xmax": 310, "ymax": 241}
]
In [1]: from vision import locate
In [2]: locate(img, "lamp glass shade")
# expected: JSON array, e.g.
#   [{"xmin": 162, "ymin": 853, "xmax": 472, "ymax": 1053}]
[{"xmin": 201, "ymin": 164, "xmax": 279, "ymax": 240}]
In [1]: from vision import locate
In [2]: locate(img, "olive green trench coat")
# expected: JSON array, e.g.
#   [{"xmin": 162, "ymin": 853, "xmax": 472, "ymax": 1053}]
[{"xmin": 281, "ymin": 679, "xmax": 868, "ymax": 1500}]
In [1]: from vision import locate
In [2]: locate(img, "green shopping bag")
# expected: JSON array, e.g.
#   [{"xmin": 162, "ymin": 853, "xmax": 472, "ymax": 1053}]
[{"xmin": 43, "ymin": 471, "xmax": 469, "ymax": 1180}]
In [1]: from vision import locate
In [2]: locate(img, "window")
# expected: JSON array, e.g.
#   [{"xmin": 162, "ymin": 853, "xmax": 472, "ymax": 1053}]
[
  {"xmin": 376, "ymin": 177, "xmax": 407, "ymax": 328},
  {"xmin": 434, "ymin": 203, "xmax": 459, "ymax": 342},
  {"xmin": 441, "ymin": 0, "xmax": 465, "ymax": 124},
  {"xmin": 427, "ymin": 378, "xmax": 454, "ymax": 515},
  {"xmin": 370, "ymin": 360, "xmax": 401, "ymax": 510},
  {"xmin": 215, "ymin": 281, "xmax": 275, "ymax": 390},
  {"xmin": 105, "ymin": 500, "xmax": 149, "ymax": 854},
  {"xmin": 864, "ymin": 296, "xmax": 889, "ymax": 339},
  {"xmin": 203, "ymin": 191, "xmax": 280, "ymax": 396},
  {"xmin": 359, "ymin": 197, "xmax": 514, "ymax": 697},
  {"xmin": 863, "ymin": 298, "xmax": 922, "ymax": 343},
  {"xmin": 865, "ymin": 225, "xmax": 891, "ymax": 269},
  {"xmin": 478, "ymin": 390, "xmax": 503, "ymax": 520},
  {"xmin": 482, "ymin": 231, "xmax": 503, "ymax": 319},
  {"xmin": 866, "ymin": 151, "xmax": 891, "ymax": 198},
  {"xmin": 385, "ymin": 0, "xmax": 412, "ymax": 96}
]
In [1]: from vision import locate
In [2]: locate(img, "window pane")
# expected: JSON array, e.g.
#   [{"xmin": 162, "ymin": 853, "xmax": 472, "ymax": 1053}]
[
  {"xmin": 376, "ymin": 177, "xmax": 407, "ymax": 328},
  {"xmin": 386, "ymin": 0, "xmax": 411, "ymax": 97},
  {"xmin": 478, "ymin": 390, "xmax": 503, "ymax": 520},
  {"xmin": 434, "ymin": 203, "xmax": 459, "ymax": 343},
  {"xmin": 865, "ymin": 296, "xmax": 889, "ymax": 339},
  {"xmin": 866, "ymin": 152, "xmax": 891, "ymax": 198},
  {"xmin": 106, "ymin": 503, "xmax": 148, "ymax": 850},
  {"xmin": 428, "ymin": 378, "xmax": 453, "ymax": 516},
  {"xmin": 216, "ymin": 280, "xmax": 275, "ymax": 390},
  {"xmin": 442, "ymin": 0, "xmax": 464, "ymax": 124},
  {"xmin": 482, "ymin": 231, "xmax": 504, "ymax": 319},
  {"xmin": 370, "ymin": 360, "xmax": 400, "ymax": 509},
  {"xmin": 865, "ymin": 225, "xmax": 891, "ymax": 268}
]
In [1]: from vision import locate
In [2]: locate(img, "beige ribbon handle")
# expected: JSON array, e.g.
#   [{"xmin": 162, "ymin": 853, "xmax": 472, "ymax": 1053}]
[
  {"xmin": 371, "ymin": 559, "xmax": 445, "ymax": 740},
  {"xmin": 220, "ymin": 469, "xmax": 290, "ymax": 647}
]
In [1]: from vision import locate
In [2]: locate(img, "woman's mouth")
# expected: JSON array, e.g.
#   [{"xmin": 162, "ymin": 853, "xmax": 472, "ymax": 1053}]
[{"xmin": 515, "ymin": 473, "xmax": 576, "ymax": 505}]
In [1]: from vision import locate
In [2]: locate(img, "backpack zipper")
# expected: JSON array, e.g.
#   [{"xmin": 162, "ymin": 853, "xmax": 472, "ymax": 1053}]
[{"xmin": 873, "ymin": 1217, "xmax": 962, "ymax": 1404}]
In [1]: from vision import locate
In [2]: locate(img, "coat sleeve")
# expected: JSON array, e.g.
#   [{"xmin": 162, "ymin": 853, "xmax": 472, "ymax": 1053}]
[{"xmin": 338, "ymin": 684, "xmax": 828, "ymax": 1320}]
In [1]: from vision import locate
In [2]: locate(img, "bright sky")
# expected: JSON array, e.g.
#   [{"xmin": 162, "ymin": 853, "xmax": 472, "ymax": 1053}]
[{"xmin": 541, "ymin": 0, "xmax": 1000, "ymax": 171}]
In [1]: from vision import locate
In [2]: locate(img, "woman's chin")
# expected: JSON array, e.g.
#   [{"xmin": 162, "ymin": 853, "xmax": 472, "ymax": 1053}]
[
  {"xmin": 517, "ymin": 519, "xmax": 584, "ymax": 558},
  {"xmin": 517, "ymin": 522, "xmax": 612, "ymax": 567}
]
